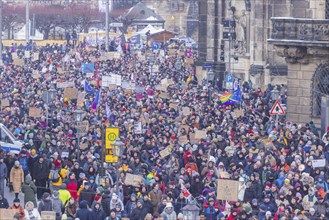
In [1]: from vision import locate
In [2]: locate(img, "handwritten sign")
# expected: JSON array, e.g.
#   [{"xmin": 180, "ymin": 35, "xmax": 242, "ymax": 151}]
[
  {"xmin": 159, "ymin": 146, "xmax": 173, "ymax": 158},
  {"xmin": 217, "ymin": 179, "xmax": 239, "ymax": 201},
  {"xmin": 134, "ymin": 122, "xmax": 142, "ymax": 134},
  {"xmin": 41, "ymin": 211, "xmax": 56, "ymax": 220},
  {"xmin": 0, "ymin": 209, "xmax": 18, "ymax": 220},
  {"xmin": 24, "ymin": 51, "xmax": 30, "ymax": 58},
  {"xmin": 29, "ymin": 107, "xmax": 42, "ymax": 118},
  {"xmin": 178, "ymin": 136, "xmax": 189, "ymax": 145},
  {"xmin": 312, "ymin": 159, "xmax": 326, "ymax": 168},
  {"xmin": 155, "ymin": 84, "xmax": 167, "ymax": 92},
  {"xmin": 159, "ymin": 92, "xmax": 169, "ymax": 99},
  {"xmin": 77, "ymin": 92, "xmax": 85, "ymax": 106},
  {"xmin": 231, "ymin": 109, "xmax": 245, "ymax": 119},
  {"xmin": 169, "ymin": 103, "xmax": 177, "ymax": 110},
  {"xmin": 195, "ymin": 130, "xmax": 207, "ymax": 139},
  {"xmin": 57, "ymin": 81, "xmax": 75, "ymax": 89},
  {"xmin": 64, "ymin": 88, "xmax": 78, "ymax": 99},
  {"xmin": 32, "ymin": 52, "xmax": 39, "ymax": 61},
  {"xmin": 61, "ymin": 152, "xmax": 69, "ymax": 158},
  {"xmin": 182, "ymin": 107, "xmax": 190, "ymax": 116},
  {"xmin": 13, "ymin": 58, "xmax": 24, "ymax": 66},
  {"xmin": 125, "ymin": 173, "xmax": 143, "ymax": 187},
  {"xmin": 76, "ymin": 121, "xmax": 89, "ymax": 134},
  {"xmin": 1, "ymin": 99, "xmax": 9, "ymax": 108}
]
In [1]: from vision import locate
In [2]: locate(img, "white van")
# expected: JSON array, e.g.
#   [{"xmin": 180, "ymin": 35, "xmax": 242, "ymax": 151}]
[{"xmin": 0, "ymin": 123, "xmax": 23, "ymax": 154}]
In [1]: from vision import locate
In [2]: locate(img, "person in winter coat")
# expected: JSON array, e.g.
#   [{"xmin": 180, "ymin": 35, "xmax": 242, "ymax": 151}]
[
  {"xmin": 174, "ymin": 192, "xmax": 188, "ymax": 214},
  {"xmin": 0, "ymin": 155, "xmax": 8, "ymax": 198},
  {"xmin": 24, "ymin": 201, "xmax": 41, "ymax": 220},
  {"xmin": 142, "ymin": 194, "xmax": 153, "ymax": 215},
  {"xmin": 302, "ymin": 187, "xmax": 318, "ymax": 211},
  {"xmin": 10, "ymin": 198, "xmax": 25, "ymax": 220},
  {"xmin": 33, "ymin": 157, "xmax": 49, "ymax": 200},
  {"xmin": 110, "ymin": 192, "xmax": 124, "ymax": 211},
  {"xmin": 148, "ymin": 184, "xmax": 162, "ymax": 214},
  {"xmin": 161, "ymin": 202, "xmax": 177, "ymax": 220},
  {"xmin": 58, "ymin": 183, "xmax": 71, "ymax": 205},
  {"xmin": 65, "ymin": 172, "xmax": 78, "ymax": 201},
  {"xmin": 314, "ymin": 196, "xmax": 326, "ymax": 217},
  {"xmin": 243, "ymin": 182, "xmax": 255, "ymax": 203},
  {"xmin": 65, "ymin": 197, "xmax": 78, "ymax": 219},
  {"xmin": 38, "ymin": 192, "xmax": 53, "ymax": 214},
  {"xmin": 76, "ymin": 200, "xmax": 92, "ymax": 220},
  {"xmin": 101, "ymin": 190, "xmax": 112, "ymax": 216},
  {"xmin": 204, "ymin": 198, "xmax": 218, "ymax": 220},
  {"xmin": 78, "ymin": 181, "xmax": 95, "ymax": 207},
  {"xmin": 0, "ymin": 194, "xmax": 9, "ymax": 208},
  {"xmin": 125, "ymin": 193, "xmax": 138, "ymax": 216},
  {"xmin": 130, "ymin": 199, "xmax": 148, "ymax": 220},
  {"xmin": 52, "ymin": 190, "xmax": 63, "ymax": 220},
  {"xmin": 90, "ymin": 202, "xmax": 106, "ymax": 220},
  {"xmin": 10, "ymin": 160, "xmax": 24, "ymax": 199},
  {"xmin": 21, "ymin": 174, "xmax": 37, "ymax": 207}
]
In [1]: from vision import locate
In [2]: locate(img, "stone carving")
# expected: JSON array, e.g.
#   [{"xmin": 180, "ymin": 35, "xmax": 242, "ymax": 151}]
[
  {"xmin": 275, "ymin": 46, "xmax": 309, "ymax": 64},
  {"xmin": 230, "ymin": 0, "xmax": 247, "ymax": 55}
]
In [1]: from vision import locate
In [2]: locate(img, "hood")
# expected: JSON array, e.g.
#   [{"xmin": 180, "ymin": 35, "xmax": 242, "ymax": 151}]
[
  {"xmin": 93, "ymin": 202, "xmax": 102, "ymax": 211},
  {"xmin": 79, "ymin": 200, "xmax": 88, "ymax": 209},
  {"xmin": 25, "ymin": 201, "xmax": 34, "ymax": 209}
]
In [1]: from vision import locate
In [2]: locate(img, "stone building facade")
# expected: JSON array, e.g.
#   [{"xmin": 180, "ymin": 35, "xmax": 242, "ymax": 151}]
[{"xmin": 200, "ymin": 0, "xmax": 329, "ymax": 127}]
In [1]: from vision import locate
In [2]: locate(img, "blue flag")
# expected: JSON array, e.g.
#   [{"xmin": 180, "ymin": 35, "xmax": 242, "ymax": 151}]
[
  {"xmin": 84, "ymin": 80, "xmax": 95, "ymax": 96},
  {"xmin": 232, "ymin": 87, "xmax": 242, "ymax": 103},
  {"xmin": 92, "ymin": 90, "xmax": 100, "ymax": 110}
]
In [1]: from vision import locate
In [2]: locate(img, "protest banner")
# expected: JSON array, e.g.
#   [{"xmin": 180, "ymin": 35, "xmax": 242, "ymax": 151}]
[
  {"xmin": 125, "ymin": 173, "xmax": 143, "ymax": 187},
  {"xmin": 178, "ymin": 136, "xmax": 189, "ymax": 145},
  {"xmin": 57, "ymin": 81, "xmax": 75, "ymax": 89},
  {"xmin": 312, "ymin": 159, "xmax": 326, "ymax": 168},
  {"xmin": 41, "ymin": 211, "xmax": 56, "ymax": 220},
  {"xmin": 102, "ymin": 74, "xmax": 122, "ymax": 87},
  {"xmin": 29, "ymin": 107, "xmax": 42, "ymax": 118},
  {"xmin": 195, "ymin": 130, "xmax": 207, "ymax": 139},
  {"xmin": 1, "ymin": 99, "xmax": 10, "ymax": 108},
  {"xmin": 0, "ymin": 209, "xmax": 18, "ymax": 220},
  {"xmin": 182, "ymin": 107, "xmax": 190, "ymax": 116},
  {"xmin": 217, "ymin": 179, "xmax": 239, "ymax": 201},
  {"xmin": 135, "ymin": 86, "xmax": 144, "ymax": 94},
  {"xmin": 122, "ymin": 82, "xmax": 136, "ymax": 91},
  {"xmin": 64, "ymin": 88, "xmax": 78, "ymax": 99}
]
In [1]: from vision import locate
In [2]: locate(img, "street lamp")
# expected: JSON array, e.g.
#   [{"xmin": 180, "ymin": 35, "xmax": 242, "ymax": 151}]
[
  {"xmin": 44, "ymin": 87, "xmax": 56, "ymax": 126},
  {"xmin": 181, "ymin": 202, "xmax": 200, "ymax": 220},
  {"xmin": 112, "ymin": 138, "xmax": 125, "ymax": 195},
  {"xmin": 73, "ymin": 109, "xmax": 85, "ymax": 160}
]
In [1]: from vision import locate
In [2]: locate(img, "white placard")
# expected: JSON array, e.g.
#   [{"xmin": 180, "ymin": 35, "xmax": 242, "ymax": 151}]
[
  {"xmin": 312, "ymin": 159, "xmax": 326, "ymax": 168},
  {"xmin": 102, "ymin": 74, "xmax": 122, "ymax": 87}
]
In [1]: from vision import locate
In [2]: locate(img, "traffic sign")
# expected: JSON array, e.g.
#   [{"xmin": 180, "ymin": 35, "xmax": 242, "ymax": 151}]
[
  {"xmin": 105, "ymin": 127, "xmax": 119, "ymax": 149},
  {"xmin": 226, "ymin": 74, "xmax": 233, "ymax": 82},
  {"xmin": 270, "ymin": 101, "xmax": 285, "ymax": 115}
]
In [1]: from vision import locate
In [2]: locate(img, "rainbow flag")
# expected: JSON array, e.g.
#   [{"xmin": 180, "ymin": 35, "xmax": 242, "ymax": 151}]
[{"xmin": 220, "ymin": 92, "xmax": 232, "ymax": 103}]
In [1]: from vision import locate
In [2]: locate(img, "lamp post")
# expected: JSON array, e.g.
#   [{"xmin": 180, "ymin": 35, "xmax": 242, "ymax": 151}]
[
  {"xmin": 270, "ymin": 86, "xmax": 280, "ymax": 127},
  {"xmin": 45, "ymin": 87, "xmax": 56, "ymax": 127},
  {"xmin": 73, "ymin": 109, "xmax": 85, "ymax": 160},
  {"xmin": 181, "ymin": 202, "xmax": 200, "ymax": 220},
  {"xmin": 112, "ymin": 137, "xmax": 124, "ymax": 195}
]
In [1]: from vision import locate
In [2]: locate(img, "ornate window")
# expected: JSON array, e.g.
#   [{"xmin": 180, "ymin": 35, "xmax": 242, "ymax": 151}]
[{"xmin": 312, "ymin": 64, "xmax": 329, "ymax": 117}]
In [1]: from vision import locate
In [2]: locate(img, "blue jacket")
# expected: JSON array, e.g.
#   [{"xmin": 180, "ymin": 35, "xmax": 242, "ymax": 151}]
[{"xmin": 205, "ymin": 206, "xmax": 217, "ymax": 220}]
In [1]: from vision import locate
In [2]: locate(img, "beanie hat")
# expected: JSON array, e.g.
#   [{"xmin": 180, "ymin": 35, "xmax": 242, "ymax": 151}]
[
  {"xmin": 25, "ymin": 174, "xmax": 32, "ymax": 182},
  {"xmin": 252, "ymin": 198, "xmax": 258, "ymax": 203},
  {"xmin": 97, "ymin": 187, "xmax": 104, "ymax": 193},
  {"xmin": 53, "ymin": 190, "xmax": 59, "ymax": 198},
  {"xmin": 137, "ymin": 199, "xmax": 144, "ymax": 204},
  {"xmin": 13, "ymin": 198, "xmax": 20, "ymax": 203},
  {"xmin": 54, "ymin": 160, "xmax": 61, "ymax": 167},
  {"xmin": 42, "ymin": 192, "xmax": 50, "ymax": 200}
]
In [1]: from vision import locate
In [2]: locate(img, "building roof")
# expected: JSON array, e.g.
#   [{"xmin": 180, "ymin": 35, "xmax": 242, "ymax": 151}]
[{"xmin": 124, "ymin": 2, "xmax": 164, "ymax": 22}]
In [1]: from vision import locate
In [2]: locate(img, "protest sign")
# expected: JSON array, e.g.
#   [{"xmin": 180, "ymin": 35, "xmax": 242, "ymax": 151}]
[
  {"xmin": 76, "ymin": 121, "xmax": 89, "ymax": 134},
  {"xmin": 168, "ymin": 49, "xmax": 176, "ymax": 57},
  {"xmin": 155, "ymin": 84, "xmax": 167, "ymax": 92},
  {"xmin": 102, "ymin": 74, "xmax": 122, "ymax": 87},
  {"xmin": 32, "ymin": 52, "xmax": 39, "ymax": 61},
  {"xmin": 160, "ymin": 146, "xmax": 173, "ymax": 158},
  {"xmin": 151, "ymin": 65, "xmax": 159, "ymax": 73},
  {"xmin": 312, "ymin": 159, "xmax": 326, "ymax": 168},
  {"xmin": 57, "ymin": 81, "xmax": 75, "ymax": 89},
  {"xmin": 1, "ymin": 99, "xmax": 10, "ymax": 108},
  {"xmin": 195, "ymin": 130, "xmax": 207, "ymax": 139},
  {"xmin": 41, "ymin": 211, "xmax": 56, "ymax": 220},
  {"xmin": 32, "ymin": 72, "xmax": 41, "ymax": 79},
  {"xmin": 24, "ymin": 51, "xmax": 30, "ymax": 58},
  {"xmin": 64, "ymin": 88, "xmax": 78, "ymax": 99},
  {"xmin": 189, "ymin": 133, "xmax": 196, "ymax": 143},
  {"xmin": 179, "ymin": 125, "xmax": 190, "ymax": 132},
  {"xmin": 61, "ymin": 152, "xmax": 69, "ymax": 158},
  {"xmin": 80, "ymin": 142, "xmax": 89, "ymax": 150},
  {"xmin": 134, "ymin": 122, "xmax": 142, "ymax": 134},
  {"xmin": 77, "ymin": 92, "xmax": 85, "ymax": 106},
  {"xmin": 182, "ymin": 107, "xmax": 190, "ymax": 116},
  {"xmin": 135, "ymin": 86, "xmax": 144, "ymax": 94},
  {"xmin": 178, "ymin": 136, "xmax": 189, "ymax": 145},
  {"xmin": 0, "ymin": 209, "xmax": 18, "ymax": 220},
  {"xmin": 231, "ymin": 109, "xmax": 244, "ymax": 119},
  {"xmin": 29, "ymin": 107, "xmax": 42, "ymax": 118},
  {"xmin": 125, "ymin": 173, "xmax": 143, "ymax": 187},
  {"xmin": 108, "ymin": 84, "xmax": 117, "ymax": 90},
  {"xmin": 13, "ymin": 58, "xmax": 24, "ymax": 66},
  {"xmin": 159, "ymin": 92, "xmax": 169, "ymax": 99},
  {"xmin": 122, "ymin": 81, "xmax": 136, "ymax": 91},
  {"xmin": 217, "ymin": 179, "xmax": 239, "ymax": 201},
  {"xmin": 169, "ymin": 103, "xmax": 177, "ymax": 110}
]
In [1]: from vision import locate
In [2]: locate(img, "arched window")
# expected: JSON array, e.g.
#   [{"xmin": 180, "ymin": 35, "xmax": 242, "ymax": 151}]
[{"xmin": 312, "ymin": 64, "xmax": 329, "ymax": 116}]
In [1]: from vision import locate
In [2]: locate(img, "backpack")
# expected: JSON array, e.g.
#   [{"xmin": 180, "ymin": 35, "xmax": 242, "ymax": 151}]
[{"xmin": 51, "ymin": 170, "xmax": 61, "ymax": 183}]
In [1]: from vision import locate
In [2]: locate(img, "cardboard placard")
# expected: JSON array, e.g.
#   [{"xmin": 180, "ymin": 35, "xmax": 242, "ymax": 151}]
[
  {"xmin": 231, "ymin": 109, "xmax": 245, "ymax": 119},
  {"xmin": 1, "ymin": 99, "xmax": 9, "ymax": 108},
  {"xmin": 32, "ymin": 73, "xmax": 41, "ymax": 79},
  {"xmin": 125, "ymin": 173, "xmax": 143, "ymax": 187},
  {"xmin": 169, "ymin": 103, "xmax": 177, "ymax": 110},
  {"xmin": 64, "ymin": 88, "xmax": 78, "ymax": 99},
  {"xmin": 76, "ymin": 121, "xmax": 89, "ymax": 134},
  {"xmin": 80, "ymin": 142, "xmax": 89, "ymax": 150},
  {"xmin": 178, "ymin": 135, "xmax": 189, "ymax": 145},
  {"xmin": 155, "ymin": 84, "xmax": 167, "ymax": 92},
  {"xmin": 61, "ymin": 152, "xmax": 69, "ymax": 158},
  {"xmin": 57, "ymin": 81, "xmax": 75, "ymax": 89},
  {"xmin": 0, "ymin": 209, "xmax": 18, "ymax": 220},
  {"xmin": 195, "ymin": 130, "xmax": 207, "ymax": 139},
  {"xmin": 217, "ymin": 179, "xmax": 239, "ymax": 201},
  {"xmin": 179, "ymin": 125, "xmax": 190, "ymax": 132},
  {"xmin": 77, "ymin": 92, "xmax": 85, "ymax": 106},
  {"xmin": 159, "ymin": 92, "xmax": 169, "ymax": 99},
  {"xmin": 24, "ymin": 51, "xmax": 30, "ymax": 58},
  {"xmin": 41, "ymin": 211, "xmax": 56, "ymax": 220},
  {"xmin": 134, "ymin": 122, "xmax": 142, "ymax": 134},
  {"xmin": 13, "ymin": 58, "xmax": 24, "ymax": 66},
  {"xmin": 159, "ymin": 145, "xmax": 173, "ymax": 158},
  {"xmin": 32, "ymin": 52, "xmax": 39, "ymax": 61},
  {"xmin": 108, "ymin": 84, "xmax": 117, "ymax": 91},
  {"xmin": 182, "ymin": 107, "xmax": 191, "ymax": 116},
  {"xmin": 29, "ymin": 107, "xmax": 42, "ymax": 118},
  {"xmin": 189, "ymin": 133, "xmax": 196, "ymax": 143},
  {"xmin": 312, "ymin": 159, "xmax": 326, "ymax": 168}
]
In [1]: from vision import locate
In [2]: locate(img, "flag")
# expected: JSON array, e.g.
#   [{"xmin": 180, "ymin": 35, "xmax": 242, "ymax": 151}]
[
  {"xmin": 106, "ymin": 102, "xmax": 111, "ymax": 119},
  {"xmin": 92, "ymin": 89, "xmax": 100, "ymax": 110},
  {"xmin": 84, "ymin": 80, "xmax": 95, "ymax": 95},
  {"xmin": 232, "ymin": 87, "xmax": 242, "ymax": 103},
  {"xmin": 181, "ymin": 184, "xmax": 191, "ymax": 199},
  {"xmin": 220, "ymin": 92, "xmax": 232, "ymax": 103}
]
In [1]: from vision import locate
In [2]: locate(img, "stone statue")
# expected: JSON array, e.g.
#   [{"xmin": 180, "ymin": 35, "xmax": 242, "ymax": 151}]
[{"xmin": 230, "ymin": 0, "xmax": 248, "ymax": 55}]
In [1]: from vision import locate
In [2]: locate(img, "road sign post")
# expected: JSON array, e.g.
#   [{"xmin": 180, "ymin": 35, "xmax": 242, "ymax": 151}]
[
  {"xmin": 269, "ymin": 101, "xmax": 285, "ymax": 127},
  {"xmin": 105, "ymin": 128, "xmax": 119, "ymax": 163}
]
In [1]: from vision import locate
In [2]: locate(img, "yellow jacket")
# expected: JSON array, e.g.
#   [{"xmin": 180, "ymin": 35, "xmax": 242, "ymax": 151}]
[
  {"xmin": 59, "ymin": 189, "xmax": 71, "ymax": 205},
  {"xmin": 49, "ymin": 168, "xmax": 68, "ymax": 187}
]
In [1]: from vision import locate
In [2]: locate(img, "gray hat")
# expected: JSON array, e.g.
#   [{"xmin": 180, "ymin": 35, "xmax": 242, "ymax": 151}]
[{"xmin": 53, "ymin": 190, "xmax": 59, "ymax": 198}]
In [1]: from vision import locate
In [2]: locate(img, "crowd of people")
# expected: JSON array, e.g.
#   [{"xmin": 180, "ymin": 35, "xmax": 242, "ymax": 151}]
[{"xmin": 0, "ymin": 39, "xmax": 327, "ymax": 220}]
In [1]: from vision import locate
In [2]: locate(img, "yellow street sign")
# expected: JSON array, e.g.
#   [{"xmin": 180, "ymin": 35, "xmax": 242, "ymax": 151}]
[
  {"xmin": 105, "ymin": 155, "xmax": 119, "ymax": 163},
  {"xmin": 105, "ymin": 127, "xmax": 119, "ymax": 149},
  {"xmin": 171, "ymin": 15, "xmax": 175, "ymax": 20}
]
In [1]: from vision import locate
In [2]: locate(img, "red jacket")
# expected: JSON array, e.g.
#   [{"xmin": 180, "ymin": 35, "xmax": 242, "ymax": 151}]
[{"xmin": 66, "ymin": 179, "xmax": 78, "ymax": 201}]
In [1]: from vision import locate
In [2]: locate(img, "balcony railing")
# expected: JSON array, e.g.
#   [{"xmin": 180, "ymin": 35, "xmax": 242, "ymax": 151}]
[{"xmin": 268, "ymin": 17, "xmax": 329, "ymax": 46}]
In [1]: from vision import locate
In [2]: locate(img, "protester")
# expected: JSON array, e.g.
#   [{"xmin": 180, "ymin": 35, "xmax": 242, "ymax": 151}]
[
  {"xmin": 10, "ymin": 160, "xmax": 24, "ymax": 199},
  {"xmin": 0, "ymin": 156, "xmax": 7, "ymax": 198},
  {"xmin": 21, "ymin": 174, "xmax": 37, "ymax": 207},
  {"xmin": 9, "ymin": 198, "xmax": 25, "ymax": 220},
  {"xmin": 24, "ymin": 201, "xmax": 41, "ymax": 220}
]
